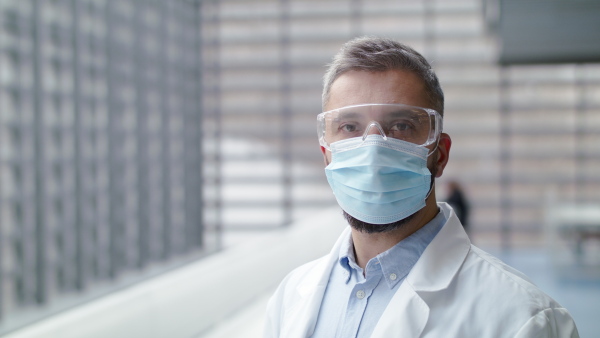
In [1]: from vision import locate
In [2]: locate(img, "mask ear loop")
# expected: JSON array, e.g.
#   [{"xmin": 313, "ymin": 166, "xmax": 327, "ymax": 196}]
[
  {"xmin": 423, "ymin": 164, "xmax": 437, "ymax": 204},
  {"xmin": 424, "ymin": 133, "xmax": 442, "ymax": 199}
]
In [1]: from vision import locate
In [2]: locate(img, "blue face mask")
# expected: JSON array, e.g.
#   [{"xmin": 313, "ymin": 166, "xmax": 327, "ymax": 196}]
[{"xmin": 325, "ymin": 135, "xmax": 432, "ymax": 225}]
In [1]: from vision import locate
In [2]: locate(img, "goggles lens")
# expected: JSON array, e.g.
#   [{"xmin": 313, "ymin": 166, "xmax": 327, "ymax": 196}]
[{"xmin": 317, "ymin": 103, "xmax": 442, "ymax": 150}]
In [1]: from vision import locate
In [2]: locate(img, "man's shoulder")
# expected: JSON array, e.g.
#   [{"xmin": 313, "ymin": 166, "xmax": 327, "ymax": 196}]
[
  {"xmin": 467, "ymin": 246, "xmax": 533, "ymax": 280},
  {"xmin": 457, "ymin": 245, "xmax": 561, "ymax": 309},
  {"xmin": 414, "ymin": 244, "xmax": 577, "ymax": 337}
]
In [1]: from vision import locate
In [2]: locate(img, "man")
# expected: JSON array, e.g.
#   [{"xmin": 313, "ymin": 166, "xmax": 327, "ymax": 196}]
[{"xmin": 264, "ymin": 37, "xmax": 578, "ymax": 337}]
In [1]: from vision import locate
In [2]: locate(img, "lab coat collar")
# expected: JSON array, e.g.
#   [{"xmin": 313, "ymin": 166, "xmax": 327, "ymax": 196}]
[
  {"xmin": 406, "ymin": 202, "xmax": 471, "ymax": 292},
  {"xmin": 297, "ymin": 226, "xmax": 351, "ymax": 297},
  {"xmin": 282, "ymin": 226, "xmax": 352, "ymax": 338},
  {"xmin": 371, "ymin": 202, "xmax": 470, "ymax": 337}
]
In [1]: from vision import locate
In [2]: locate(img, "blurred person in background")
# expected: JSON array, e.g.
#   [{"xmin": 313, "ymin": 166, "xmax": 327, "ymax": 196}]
[
  {"xmin": 264, "ymin": 37, "xmax": 578, "ymax": 337},
  {"xmin": 445, "ymin": 180, "xmax": 470, "ymax": 234}
]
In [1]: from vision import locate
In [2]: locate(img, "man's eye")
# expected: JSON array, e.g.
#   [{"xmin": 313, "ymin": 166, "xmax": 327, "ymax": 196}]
[
  {"xmin": 390, "ymin": 123, "xmax": 411, "ymax": 132},
  {"xmin": 341, "ymin": 124, "xmax": 357, "ymax": 132}
]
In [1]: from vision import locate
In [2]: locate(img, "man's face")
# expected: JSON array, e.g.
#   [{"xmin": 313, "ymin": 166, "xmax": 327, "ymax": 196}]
[{"xmin": 322, "ymin": 69, "xmax": 451, "ymax": 233}]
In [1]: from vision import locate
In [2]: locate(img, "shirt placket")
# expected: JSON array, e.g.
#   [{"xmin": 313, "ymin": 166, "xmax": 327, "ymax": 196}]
[{"xmin": 337, "ymin": 261, "xmax": 383, "ymax": 338}]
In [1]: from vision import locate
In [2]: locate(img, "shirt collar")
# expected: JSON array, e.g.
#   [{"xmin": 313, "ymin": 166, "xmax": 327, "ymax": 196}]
[
  {"xmin": 338, "ymin": 234, "xmax": 355, "ymax": 283},
  {"xmin": 338, "ymin": 209, "xmax": 446, "ymax": 289}
]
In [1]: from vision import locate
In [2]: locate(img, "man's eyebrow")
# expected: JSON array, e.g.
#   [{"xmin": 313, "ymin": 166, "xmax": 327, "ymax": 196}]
[
  {"xmin": 387, "ymin": 109, "xmax": 416, "ymax": 115},
  {"xmin": 332, "ymin": 111, "xmax": 363, "ymax": 121},
  {"xmin": 386, "ymin": 110, "xmax": 424, "ymax": 121}
]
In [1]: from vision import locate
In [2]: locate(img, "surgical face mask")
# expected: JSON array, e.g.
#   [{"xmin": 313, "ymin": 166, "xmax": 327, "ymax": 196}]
[{"xmin": 325, "ymin": 135, "xmax": 432, "ymax": 225}]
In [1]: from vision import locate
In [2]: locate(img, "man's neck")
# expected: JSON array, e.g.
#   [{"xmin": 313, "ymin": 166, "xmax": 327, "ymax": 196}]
[{"xmin": 351, "ymin": 201, "xmax": 439, "ymax": 270}]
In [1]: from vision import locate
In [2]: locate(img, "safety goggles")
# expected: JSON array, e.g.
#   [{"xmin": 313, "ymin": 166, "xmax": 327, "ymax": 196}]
[{"xmin": 317, "ymin": 103, "xmax": 443, "ymax": 150}]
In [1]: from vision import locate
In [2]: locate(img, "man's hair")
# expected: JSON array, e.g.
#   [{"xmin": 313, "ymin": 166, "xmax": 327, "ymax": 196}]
[{"xmin": 322, "ymin": 36, "xmax": 444, "ymax": 115}]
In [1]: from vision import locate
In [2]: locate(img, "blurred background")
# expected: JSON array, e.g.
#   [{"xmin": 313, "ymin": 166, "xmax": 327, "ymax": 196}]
[{"xmin": 0, "ymin": 0, "xmax": 599, "ymax": 337}]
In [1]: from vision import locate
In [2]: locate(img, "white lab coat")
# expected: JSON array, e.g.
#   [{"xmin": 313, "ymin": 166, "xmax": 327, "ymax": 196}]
[{"xmin": 264, "ymin": 203, "xmax": 578, "ymax": 338}]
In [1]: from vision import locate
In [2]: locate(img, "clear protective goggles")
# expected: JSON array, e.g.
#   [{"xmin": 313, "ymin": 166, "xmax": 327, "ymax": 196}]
[{"xmin": 317, "ymin": 103, "xmax": 443, "ymax": 151}]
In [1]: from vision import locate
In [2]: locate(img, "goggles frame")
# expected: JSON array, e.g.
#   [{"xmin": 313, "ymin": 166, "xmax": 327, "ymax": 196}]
[{"xmin": 317, "ymin": 103, "xmax": 443, "ymax": 151}]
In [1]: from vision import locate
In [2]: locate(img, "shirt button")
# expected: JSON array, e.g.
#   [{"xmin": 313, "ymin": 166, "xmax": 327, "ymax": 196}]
[
  {"xmin": 356, "ymin": 290, "xmax": 365, "ymax": 299},
  {"xmin": 389, "ymin": 273, "xmax": 397, "ymax": 281}
]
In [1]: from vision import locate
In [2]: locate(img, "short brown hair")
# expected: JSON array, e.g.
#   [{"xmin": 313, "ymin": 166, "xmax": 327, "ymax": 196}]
[{"xmin": 322, "ymin": 36, "xmax": 444, "ymax": 115}]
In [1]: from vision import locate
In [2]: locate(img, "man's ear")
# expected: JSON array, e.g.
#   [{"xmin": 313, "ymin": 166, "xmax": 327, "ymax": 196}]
[{"xmin": 433, "ymin": 133, "xmax": 451, "ymax": 178}]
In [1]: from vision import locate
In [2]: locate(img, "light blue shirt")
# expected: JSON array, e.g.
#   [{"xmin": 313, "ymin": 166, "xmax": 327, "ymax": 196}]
[{"xmin": 311, "ymin": 210, "xmax": 445, "ymax": 338}]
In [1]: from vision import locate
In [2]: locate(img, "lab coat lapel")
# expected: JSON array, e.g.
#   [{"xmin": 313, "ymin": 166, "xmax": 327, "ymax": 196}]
[
  {"xmin": 281, "ymin": 227, "xmax": 351, "ymax": 338},
  {"xmin": 407, "ymin": 203, "xmax": 470, "ymax": 293},
  {"xmin": 280, "ymin": 272, "xmax": 328, "ymax": 338},
  {"xmin": 370, "ymin": 282, "xmax": 430, "ymax": 338},
  {"xmin": 371, "ymin": 203, "xmax": 471, "ymax": 337}
]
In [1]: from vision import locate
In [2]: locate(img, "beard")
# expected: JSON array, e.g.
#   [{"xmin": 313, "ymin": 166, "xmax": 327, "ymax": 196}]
[
  {"xmin": 344, "ymin": 151, "xmax": 439, "ymax": 234},
  {"xmin": 343, "ymin": 209, "xmax": 419, "ymax": 233}
]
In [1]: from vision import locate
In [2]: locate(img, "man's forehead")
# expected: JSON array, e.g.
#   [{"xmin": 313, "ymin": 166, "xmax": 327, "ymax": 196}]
[{"xmin": 326, "ymin": 69, "xmax": 429, "ymax": 111}]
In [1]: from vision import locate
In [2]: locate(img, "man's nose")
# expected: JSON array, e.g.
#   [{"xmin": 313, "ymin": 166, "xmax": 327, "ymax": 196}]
[{"xmin": 362, "ymin": 122, "xmax": 387, "ymax": 140}]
